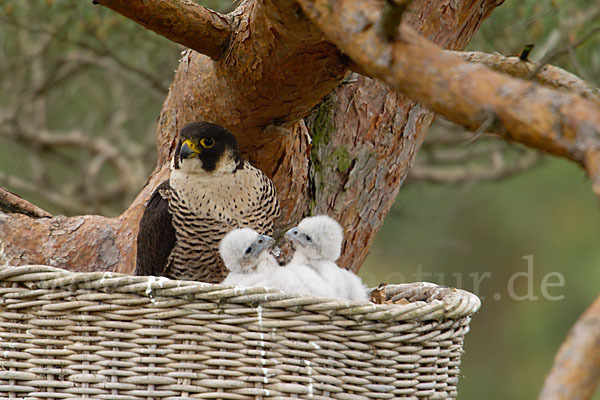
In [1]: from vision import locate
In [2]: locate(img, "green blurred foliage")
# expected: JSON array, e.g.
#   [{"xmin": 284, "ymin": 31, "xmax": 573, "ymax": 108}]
[{"xmin": 1, "ymin": 0, "xmax": 599, "ymax": 398}]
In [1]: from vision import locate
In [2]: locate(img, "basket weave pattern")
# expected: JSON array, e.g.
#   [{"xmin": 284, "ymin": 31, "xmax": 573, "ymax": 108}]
[{"xmin": 0, "ymin": 265, "xmax": 480, "ymax": 400}]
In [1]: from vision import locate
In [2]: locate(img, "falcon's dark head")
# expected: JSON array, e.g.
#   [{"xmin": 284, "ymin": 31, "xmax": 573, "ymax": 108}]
[{"xmin": 173, "ymin": 122, "xmax": 243, "ymax": 174}]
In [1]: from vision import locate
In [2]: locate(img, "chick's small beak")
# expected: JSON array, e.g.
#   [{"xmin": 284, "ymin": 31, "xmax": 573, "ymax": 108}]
[
  {"xmin": 179, "ymin": 140, "xmax": 198, "ymax": 161},
  {"xmin": 285, "ymin": 228, "xmax": 298, "ymax": 238},
  {"xmin": 285, "ymin": 228, "xmax": 303, "ymax": 246},
  {"xmin": 256, "ymin": 235, "xmax": 275, "ymax": 252}
]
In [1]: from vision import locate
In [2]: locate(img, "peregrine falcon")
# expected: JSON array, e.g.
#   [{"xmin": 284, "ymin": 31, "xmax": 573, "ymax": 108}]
[
  {"xmin": 286, "ymin": 215, "xmax": 367, "ymax": 300},
  {"xmin": 134, "ymin": 121, "xmax": 281, "ymax": 283}
]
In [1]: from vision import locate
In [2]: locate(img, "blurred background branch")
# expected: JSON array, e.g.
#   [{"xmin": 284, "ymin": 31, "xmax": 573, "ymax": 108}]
[
  {"xmin": 408, "ymin": 117, "xmax": 544, "ymax": 185},
  {"xmin": 0, "ymin": 187, "xmax": 52, "ymax": 217}
]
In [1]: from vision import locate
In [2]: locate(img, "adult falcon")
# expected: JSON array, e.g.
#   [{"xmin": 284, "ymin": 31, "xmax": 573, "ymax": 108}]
[{"xmin": 134, "ymin": 121, "xmax": 280, "ymax": 283}]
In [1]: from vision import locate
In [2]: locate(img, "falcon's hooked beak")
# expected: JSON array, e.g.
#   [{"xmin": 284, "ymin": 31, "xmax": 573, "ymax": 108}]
[{"xmin": 179, "ymin": 139, "xmax": 200, "ymax": 161}]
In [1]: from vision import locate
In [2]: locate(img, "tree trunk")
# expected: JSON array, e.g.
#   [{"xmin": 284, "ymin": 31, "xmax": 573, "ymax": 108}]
[{"xmin": 0, "ymin": 0, "xmax": 502, "ymax": 273}]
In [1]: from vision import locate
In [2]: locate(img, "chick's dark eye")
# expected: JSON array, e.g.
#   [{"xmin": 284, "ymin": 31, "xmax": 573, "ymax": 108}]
[
  {"xmin": 305, "ymin": 235, "xmax": 312, "ymax": 242},
  {"xmin": 245, "ymin": 247, "xmax": 252, "ymax": 254}
]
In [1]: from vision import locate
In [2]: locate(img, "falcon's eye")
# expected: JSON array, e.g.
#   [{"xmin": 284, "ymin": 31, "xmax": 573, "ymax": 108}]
[
  {"xmin": 245, "ymin": 246, "xmax": 252, "ymax": 255},
  {"xmin": 200, "ymin": 137, "xmax": 215, "ymax": 149}
]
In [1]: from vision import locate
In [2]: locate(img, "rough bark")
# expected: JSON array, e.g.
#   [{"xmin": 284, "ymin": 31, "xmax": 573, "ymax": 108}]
[
  {"xmin": 307, "ymin": 80, "xmax": 434, "ymax": 271},
  {"xmin": 0, "ymin": 214, "xmax": 134, "ymax": 274},
  {"xmin": 0, "ymin": 0, "xmax": 501, "ymax": 273},
  {"xmin": 538, "ymin": 296, "xmax": 600, "ymax": 400},
  {"xmin": 152, "ymin": 0, "xmax": 346, "ymax": 169}
]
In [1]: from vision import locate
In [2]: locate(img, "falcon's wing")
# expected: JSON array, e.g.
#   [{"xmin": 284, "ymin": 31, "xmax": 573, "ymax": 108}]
[{"xmin": 134, "ymin": 179, "xmax": 176, "ymax": 277}]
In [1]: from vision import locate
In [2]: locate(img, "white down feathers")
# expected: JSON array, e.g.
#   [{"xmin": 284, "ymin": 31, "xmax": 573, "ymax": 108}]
[
  {"xmin": 220, "ymin": 228, "xmax": 333, "ymax": 297},
  {"xmin": 285, "ymin": 216, "xmax": 368, "ymax": 301},
  {"xmin": 219, "ymin": 216, "xmax": 367, "ymax": 301}
]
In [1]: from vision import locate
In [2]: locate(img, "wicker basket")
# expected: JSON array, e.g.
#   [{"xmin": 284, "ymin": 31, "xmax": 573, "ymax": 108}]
[{"xmin": 0, "ymin": 265, "xmax": 480, "ymax": 400}]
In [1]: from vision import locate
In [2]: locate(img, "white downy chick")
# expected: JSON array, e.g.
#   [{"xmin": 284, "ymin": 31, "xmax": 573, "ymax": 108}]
[
  {"xmin": 286, "ymin": 215, "xmax": 368, "ymax": 301},
  {"xmin": 220, "ymin": 228, "xmax": 333, "ymax": 297},
  {"xmin": 220, "ymin": 228, "xmax": 279, "ymax": 287}
]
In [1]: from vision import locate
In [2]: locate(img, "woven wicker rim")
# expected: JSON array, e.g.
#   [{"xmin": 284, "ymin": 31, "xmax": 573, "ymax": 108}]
[{"xmin": 0, "ymin": 265, "xmax": 481, "ymax": 322}]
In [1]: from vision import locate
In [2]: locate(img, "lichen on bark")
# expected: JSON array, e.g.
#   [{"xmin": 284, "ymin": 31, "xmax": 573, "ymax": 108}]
[{"xmin": 307, "ymin": 93, "xmax": 339, "ymax": 213}]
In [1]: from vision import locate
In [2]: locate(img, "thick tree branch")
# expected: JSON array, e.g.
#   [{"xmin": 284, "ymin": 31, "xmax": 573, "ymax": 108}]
[
  {"xmin": 295, "ymin": 0, "xmax": 600, "ymax": 195},
  {"xmin": 538, "ymin": 295, "xmax": 600, "ymax": 400},
  {"xmin": 92, "ymin": 0, "xmax": 231, "ymax": 60},
  {"xmin": 452, "ymin": 51, "xmax": 600, "ymax": 106},
  {"xmin": 302, "ymin": 1, "xmax": 501, "ymax": 272}
]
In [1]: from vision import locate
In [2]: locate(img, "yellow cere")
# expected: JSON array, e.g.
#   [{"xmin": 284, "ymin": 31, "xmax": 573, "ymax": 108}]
[{"xmin": 183, "ymin": 139, "xmax": 199, "ymax": 152}]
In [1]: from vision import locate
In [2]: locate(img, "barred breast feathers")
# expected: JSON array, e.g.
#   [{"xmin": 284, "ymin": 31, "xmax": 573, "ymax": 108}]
[{"xmin": 170, "ymin": 161, "xmax": 280, "ymax": 224}]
